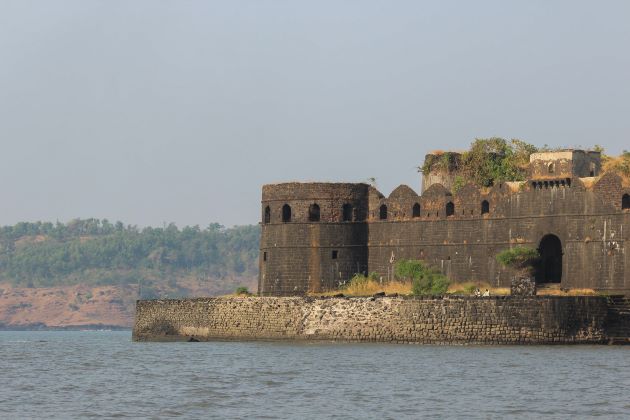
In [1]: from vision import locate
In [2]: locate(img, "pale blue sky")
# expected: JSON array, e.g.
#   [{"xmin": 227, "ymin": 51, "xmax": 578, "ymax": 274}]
[{"xmin": 1, "ymin": 1, "xmax": 629, "ymax": 227}]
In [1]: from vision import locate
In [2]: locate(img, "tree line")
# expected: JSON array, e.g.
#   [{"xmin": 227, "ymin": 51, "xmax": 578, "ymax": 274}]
[{"xmin": 0, "ymin": 219, "xmax": 259, "ymax": 289}]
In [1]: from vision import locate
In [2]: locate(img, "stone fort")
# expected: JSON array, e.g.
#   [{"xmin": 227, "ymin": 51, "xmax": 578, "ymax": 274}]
[{"xmin": 259, "ymin": 149, "xmax": 630, "ymax": 296}]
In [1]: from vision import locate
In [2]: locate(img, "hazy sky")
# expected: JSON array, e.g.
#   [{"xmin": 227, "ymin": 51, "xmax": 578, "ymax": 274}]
[{"xmin": 1, "ymin": 1, "xmax": 629, "ymax": 227}]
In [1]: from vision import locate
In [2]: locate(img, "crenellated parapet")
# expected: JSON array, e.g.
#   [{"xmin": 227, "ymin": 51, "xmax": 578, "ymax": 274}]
[{"xmin": 259, "ymin": 148, "xmax": 630, "ymax": 296}]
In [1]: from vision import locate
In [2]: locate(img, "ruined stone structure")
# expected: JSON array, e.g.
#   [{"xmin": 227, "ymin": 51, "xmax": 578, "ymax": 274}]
[{"xmin": 260, "ymin": 150, "xmax": 630, "ymax": 295}]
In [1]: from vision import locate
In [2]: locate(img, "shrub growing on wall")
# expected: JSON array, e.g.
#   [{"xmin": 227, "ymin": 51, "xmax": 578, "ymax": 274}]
[
  {"xmin": 394, "ymin": 259, "xmax": 450, "ymax": 295},
  {"xmin": 495, "ymin": 247, "xmax": 540, "ymax": 275}
]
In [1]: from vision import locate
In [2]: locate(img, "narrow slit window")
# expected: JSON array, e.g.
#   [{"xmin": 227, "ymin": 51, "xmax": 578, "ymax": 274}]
[
  {"xmin": 332, "ymin": 250, "xmax": 338, "ymax": 259},
  {"xmin": 264, "ymin": 206, "xmax": 271, "ymax": 224}
]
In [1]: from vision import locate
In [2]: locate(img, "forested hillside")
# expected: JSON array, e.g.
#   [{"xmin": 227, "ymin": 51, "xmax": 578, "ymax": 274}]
[{"xmin": 0, "ymin": 219, "xmax": 259, "ymax": 298}]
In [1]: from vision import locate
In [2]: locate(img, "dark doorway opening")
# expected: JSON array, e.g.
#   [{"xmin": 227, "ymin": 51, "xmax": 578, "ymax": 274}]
[
  {"xmin": 481, "ymin": 200, "xmax": 489, "ymax": 215},
  {"xmin": 342, "ymin": 204, "xmax": 353, "ymax": 221},
  {"xmin": 623, "ymin": 194, "xmax": 630, "ymax": 210},
  {"xmin": 308, "ymin": 203, "xmax": 320, "ymax": 222},
  {"xmin": 379, "ymin": 204, "xmax": 388, "ymax": 220},
  {"xmin": 445, "ymin": 202, "xmax": 454, "ymax": 217},
  {"xmin": 264, "ymin": 206, "xmax": 271, "ymax": 224},
  {"xmin": 282, "ymin": 204, "xmax": 292, "ymax": 222},
  {"xmin": 412, "ymin": 203, "xmax": 421, "ymax": 218},
  {"xmin": 535, "ymin": 234, "xmax": 562, "ymax": 283}
]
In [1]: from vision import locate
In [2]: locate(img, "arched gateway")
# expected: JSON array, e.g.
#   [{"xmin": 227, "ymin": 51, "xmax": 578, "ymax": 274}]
[{"xmin": 535, "ymin": 234, "xmax": 562, "ymax": 284}]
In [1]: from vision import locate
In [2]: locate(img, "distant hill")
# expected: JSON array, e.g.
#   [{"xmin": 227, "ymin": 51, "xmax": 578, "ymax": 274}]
[{"xmin": 0, "ymin": 219, "xmax": 260, "ymax": 328}]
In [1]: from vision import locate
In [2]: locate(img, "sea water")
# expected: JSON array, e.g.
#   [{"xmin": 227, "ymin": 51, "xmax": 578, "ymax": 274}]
[{"xmin": 1, "ymin": 331, "xmax": 629, "ymax": 419}]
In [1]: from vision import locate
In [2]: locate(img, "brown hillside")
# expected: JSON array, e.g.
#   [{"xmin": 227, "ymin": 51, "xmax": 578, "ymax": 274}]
[{"xmin": 0, "ymin": 275, "xmax": 257, "ymax": 329}]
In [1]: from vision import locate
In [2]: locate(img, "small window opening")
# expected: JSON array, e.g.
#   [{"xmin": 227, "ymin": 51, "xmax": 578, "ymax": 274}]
[
  {"xmin": 531, "ymin": 182, "xmax": 537, "ymax": 189},
  {"xmin": 308, "ymin": 203, "xmax": 320, "ymax": 222},
  {"xmin": 623, "ymin": 194, "xmax": 630, "ymax": 210},
  {"xmin": 412, "ymin": 203, "xmax": 421, "ymax": 218},
  {"xmin": 263, "ymin": 252, "xmax": 267, "ymax": 262},
  {"xmin": 548, "ymin": 163, "xmax": 555, "ymax": 174},
  {"xmin": 446, "ymin": 202, "xmax": 455, "ymax": 217},
  {"xmin": 264, "ymin": 206, "xmax": 271, "ymax": 224},
  {"xmin": 332, "ymin": 250, "xmax": 338, "ymax": 259},
  {"xmin": 379, "ymin": 204, "xmax": 388, "ymax": 220},
  {"xmin": 282, "ymin": 204, "xmax": 292, "ymax": 222},
  {"xmin": 342, "ymin": 203, "xmax": 353, "ymax": 221},
  {"xmin": 481, "ymin": 200, "xmax": 489, "ymax": 215}
]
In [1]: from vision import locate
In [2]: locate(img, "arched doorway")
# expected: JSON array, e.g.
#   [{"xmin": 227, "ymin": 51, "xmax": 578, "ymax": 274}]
[{"xmin": 535, "ymin": 234, "xmax": 562, "ymax": 283}]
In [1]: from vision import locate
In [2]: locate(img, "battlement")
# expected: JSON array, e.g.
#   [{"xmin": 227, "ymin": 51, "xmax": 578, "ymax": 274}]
[{"xmin": 260, "ymin": 170, "xmax": 630, "ymax": 296}]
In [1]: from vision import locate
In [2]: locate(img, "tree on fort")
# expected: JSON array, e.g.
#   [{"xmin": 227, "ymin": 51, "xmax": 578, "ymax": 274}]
[
  {"xmin": 421, "ymin": 138, "xmax": 538, "ymax": 189},
  {"xmin": 394, "ymin": 259, "xmax": 450, "ymax": 295},
  {"xmin": 495, "ymin": 247, "xmax": 540, "ymax": 275}
]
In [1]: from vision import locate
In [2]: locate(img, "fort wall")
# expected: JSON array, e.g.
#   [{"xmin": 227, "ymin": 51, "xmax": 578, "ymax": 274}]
[
  {"xmin": 260, "ymin": 173, "xmax": 630, "ymax": 295},
  {"xmin": 133, "ymin": 296, "xmax": 609, "ymax": 344}
]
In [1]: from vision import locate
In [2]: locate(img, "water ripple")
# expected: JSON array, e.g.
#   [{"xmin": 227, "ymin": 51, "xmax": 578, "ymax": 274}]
[{"xmin": 1, "ymin": 332, "xmax": 630, "ymax": 419}]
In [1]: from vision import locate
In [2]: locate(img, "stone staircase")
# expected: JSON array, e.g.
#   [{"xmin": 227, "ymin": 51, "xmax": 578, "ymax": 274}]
[{"xmin": 605, "ymin": 296, "xmax": 630, "ymax": 344}]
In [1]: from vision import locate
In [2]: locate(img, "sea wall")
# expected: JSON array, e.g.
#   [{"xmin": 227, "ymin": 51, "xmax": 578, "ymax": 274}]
[{"xmin": 133, "ymin": 296, "xmax": 609, "ymax": 344}]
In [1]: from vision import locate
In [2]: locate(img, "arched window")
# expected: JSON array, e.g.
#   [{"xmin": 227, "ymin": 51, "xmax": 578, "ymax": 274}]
[
  {"xmin": 308, "ymin": 203, "xmax": 320, "ymax": 222},
  {"xmin": 342, "ymin": 203, "xmax": 353, "ymax": 222},
  {"xmin": 623, "ymin": 194, "xmax": 630, "ymax": 210},
  {"xmin": 379, "ymin": 204, "xmax": 388, "ymax": 220},
  {"xmin": 412, "ymin": 203, "xmax": 421, "ymax": 218},
  {"xmin": 548, "ymin": 163, "xmax": 554, "ymax": 174},
  {"xmin": 481, "ymin": 200, "xmax": 489, "ymax": 215},
  {"xmin": 264, "ymin": 206, "xmax": 271, "ymax": 224},
  {"xmin": 445, "ymin": 202, "xmax": 454, "ymax": 217},
  {"xmin": 282, "ymin": 204, "xmax": 292, "ymax": 222}
]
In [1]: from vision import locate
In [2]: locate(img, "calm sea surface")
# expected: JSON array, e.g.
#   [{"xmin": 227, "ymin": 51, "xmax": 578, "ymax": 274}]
[{"xmin": 1, "ymin": 331, "xmax": 630, "ymax": 419}]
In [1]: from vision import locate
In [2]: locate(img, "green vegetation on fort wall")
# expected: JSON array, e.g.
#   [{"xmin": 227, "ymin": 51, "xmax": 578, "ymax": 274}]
[
  {"xmin": 421, "ymin": 138, "xmax": 538, "ymax": 188},
  {"xmin": 0, "ymin": 219, "xmax": 259, "ymax": 291},
  {"xmin": 495, "ymin": 246, "xmax": 540, "ymax": 274},
  {"xmin": 394, "ymin": 259, "xmax": 450, "ymax": 295}
]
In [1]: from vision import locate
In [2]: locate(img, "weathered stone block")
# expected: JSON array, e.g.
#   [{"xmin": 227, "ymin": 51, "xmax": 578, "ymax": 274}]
[{"xmin": 511, "ymin": 277, "xmax": 537, "ymax": 296}]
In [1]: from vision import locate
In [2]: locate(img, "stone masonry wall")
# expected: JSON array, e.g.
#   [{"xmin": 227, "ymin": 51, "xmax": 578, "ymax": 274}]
[
  {"xmin": 133, "ymin": 296, "xmax": 608, "ymax": 344},
  {"xmin": 260, "ymin": 173, "xmax": 630, "ymax": 295}
]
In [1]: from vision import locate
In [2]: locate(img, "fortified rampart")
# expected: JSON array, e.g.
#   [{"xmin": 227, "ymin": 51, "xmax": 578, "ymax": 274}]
[
  {"xmin": 260, "ymin": 149, "xmax": 630, "ymax": 296},
  {"xmin": 133, "ymin": 296, "xmax": 609, "ymax": 344}
]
